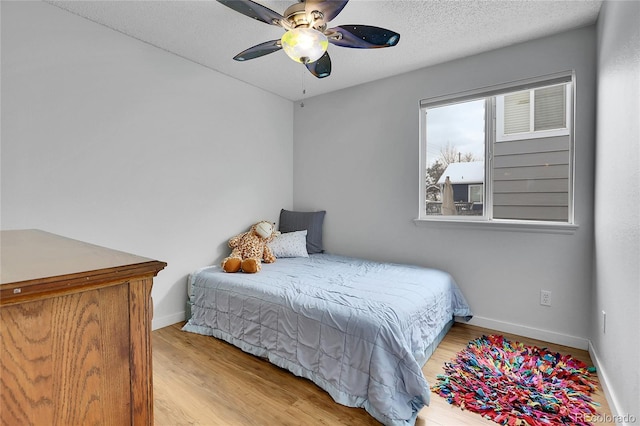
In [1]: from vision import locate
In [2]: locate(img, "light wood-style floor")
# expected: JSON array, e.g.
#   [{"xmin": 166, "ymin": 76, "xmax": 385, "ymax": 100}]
[{"xmin": 153, "ymin": 322, "xmax": 613, "ymax": 425}]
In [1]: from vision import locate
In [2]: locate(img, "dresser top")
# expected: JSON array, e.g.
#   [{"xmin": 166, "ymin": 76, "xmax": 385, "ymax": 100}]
[{"xmin": 1, "ymin": 230, "xmax": 166, "ymax": 301}]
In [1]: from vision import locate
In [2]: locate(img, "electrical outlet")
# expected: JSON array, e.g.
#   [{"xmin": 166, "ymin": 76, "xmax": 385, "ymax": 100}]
[
  {"xmin": 602, "ymin": 310, "xmax": 606, "ymax": 333},
  {"xmin": 540, "ymin": 290, "xmax": 552, "ymax": 307}
]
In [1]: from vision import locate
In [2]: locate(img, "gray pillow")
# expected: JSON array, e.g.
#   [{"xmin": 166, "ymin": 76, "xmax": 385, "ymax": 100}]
[{"xmin": 279, "ymin": 209, "xmax": 326, "ymax": 254}]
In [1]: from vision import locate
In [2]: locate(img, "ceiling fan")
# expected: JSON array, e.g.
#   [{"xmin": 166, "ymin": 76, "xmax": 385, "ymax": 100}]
[{"xmin": 217, "ymin": 0, "xmax": 400, "ymax": 78}]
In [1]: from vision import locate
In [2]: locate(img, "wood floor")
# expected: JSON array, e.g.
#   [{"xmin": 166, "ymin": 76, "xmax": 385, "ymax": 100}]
[{"xmin": 153, "ymin": 322, "xmax": 613, "ymax": 425}]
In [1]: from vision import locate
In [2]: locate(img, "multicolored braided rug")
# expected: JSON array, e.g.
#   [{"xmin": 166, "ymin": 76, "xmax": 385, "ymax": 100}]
[{"xmin": 431, "ymin": 335, "xmax": 600, "ymax": 426}]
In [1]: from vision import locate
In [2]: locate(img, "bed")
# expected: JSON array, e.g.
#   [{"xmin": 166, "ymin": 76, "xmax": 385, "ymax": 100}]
[{"xmin": 182, "ymin": 252, "xmax": 472, "ymax": 426}]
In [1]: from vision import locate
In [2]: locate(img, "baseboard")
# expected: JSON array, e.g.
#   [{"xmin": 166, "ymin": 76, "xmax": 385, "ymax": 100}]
[
  {"xmin": 464, "ymin": 315, "xmax": 589, "ymax": 350},
  {"xmin": 152, "ymin": 311, "xmax": 186, "ymax": 331},
  {"xmin": 588, "ymin": 342, "xmax": 636, "ymax": 425}
]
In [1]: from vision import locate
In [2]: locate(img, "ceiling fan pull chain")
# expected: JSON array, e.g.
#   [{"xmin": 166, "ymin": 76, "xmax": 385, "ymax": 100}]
[{"xmin": 300, "ymin": 67, "xmax": 306, "ymax": 107}]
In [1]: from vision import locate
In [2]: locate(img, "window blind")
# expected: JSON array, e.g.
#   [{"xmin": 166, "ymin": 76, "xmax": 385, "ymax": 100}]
[
  {"xmin": 419, "ymin": 71, "xmax": 572, "ymax": 109},
  {"xmin": 534, "ymin": 85, "xmax": 566, "ymax": 131},
  {"xmin": 504, "ymin": 91, "xmax": 530, "ymax": 134}
]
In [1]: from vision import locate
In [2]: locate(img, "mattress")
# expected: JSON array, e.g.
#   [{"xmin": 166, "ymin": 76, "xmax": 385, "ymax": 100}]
[{"xmin": 183, "ymin": 253, "xmax": 472, "ymax": 425}]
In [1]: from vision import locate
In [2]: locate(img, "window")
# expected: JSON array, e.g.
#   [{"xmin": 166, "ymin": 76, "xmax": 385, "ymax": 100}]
[
  {"xmin": 469, "ymin": 185, "xmax": 483, "ymax": 203},
  {"xmin": 496, "ymin": 83, "xmax": 571, "ymax": 141},
  {"xmin": 424, "ymin": 99, "xmax": 486, "ymax": 217},
  {"xmin": 419, "ymin": 73, "xmax": 574, "ymax": 224}
]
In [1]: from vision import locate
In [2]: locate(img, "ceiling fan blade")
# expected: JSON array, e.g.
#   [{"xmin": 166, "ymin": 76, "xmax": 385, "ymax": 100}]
[
  {"xmin": 217, "ymin": 0, "xmax": 285, "ymax": 27},
  {"xmin": 328, "ymin": 25, "xmax": 400, "ymax": 48},
  {"xmin": 233, "ymin": 39, "xmax": 282, "ymax": 61},
  {"xmin": 305, "ymin": 0, "xmax": 349, "ymax": 23},
  {"xmin": 306, "ymin": 51, "xmax": 331, "ymax": 78}
]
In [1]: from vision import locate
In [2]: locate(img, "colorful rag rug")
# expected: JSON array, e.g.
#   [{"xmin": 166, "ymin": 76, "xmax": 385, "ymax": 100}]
[{"xmin": 432, "ymin": 335, "xmax": 600, "ymax": 426}]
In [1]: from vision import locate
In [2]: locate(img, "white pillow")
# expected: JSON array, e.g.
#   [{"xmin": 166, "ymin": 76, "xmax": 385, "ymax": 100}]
[{"xmin": 268, "ymin": 230, "xmax": 309, "ymax": 258}]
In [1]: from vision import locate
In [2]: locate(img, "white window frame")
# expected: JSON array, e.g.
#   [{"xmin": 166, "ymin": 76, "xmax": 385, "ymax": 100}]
[
  {"xmin": 417, "ymin": 71, "xmax": 578, "ymax": 233},
  {"xmin": 496, "ymin": 84, "xmax": 572, "ymax": 142}
]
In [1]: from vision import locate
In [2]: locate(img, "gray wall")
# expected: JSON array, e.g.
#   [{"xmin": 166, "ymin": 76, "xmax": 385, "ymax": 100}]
[
  {"xmin": 294, "ymin": 27, "xmax": 597, "ymax": 349},
  {"xmin": 0, "ymin": 1, "xmax": 294, "ymax": 328},
  {"xmin": 594, "ymin": 0, "xmax": 640, "ymax": 421}
]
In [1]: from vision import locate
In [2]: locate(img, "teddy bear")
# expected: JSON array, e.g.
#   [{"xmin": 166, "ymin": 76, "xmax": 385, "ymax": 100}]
[{"xmin": 221, "ymin": 221, "xmax": 279, "ymax": 273}]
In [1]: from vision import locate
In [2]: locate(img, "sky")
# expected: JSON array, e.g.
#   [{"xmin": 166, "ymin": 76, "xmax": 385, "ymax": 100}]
[{"xmin": 425, "ymin": 98, "xmax": 485, "ymax": 167}]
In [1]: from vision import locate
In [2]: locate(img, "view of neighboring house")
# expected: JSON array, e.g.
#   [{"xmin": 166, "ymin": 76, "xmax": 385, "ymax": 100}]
[
  {"xmin": 426, "ymin": 161, "xmax": 484, "ymax": 216},
  {"xmin": 437, "ymin": 161, "xmax": 484, "ymax": 204}
]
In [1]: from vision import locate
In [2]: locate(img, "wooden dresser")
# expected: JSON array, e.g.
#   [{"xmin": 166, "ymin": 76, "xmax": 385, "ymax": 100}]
[{"xmin": 0, "ymin": 230, "xmax": 166, "ymax": 425}]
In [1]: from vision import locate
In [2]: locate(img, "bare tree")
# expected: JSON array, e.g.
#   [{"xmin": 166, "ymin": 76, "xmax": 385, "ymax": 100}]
[
  {"xmin": 461, "ymin": 152, "xmax": 476, "ymax": 162},
  {"xmin": 438, "ymin": 142, "xmax": 477, "ymax": 168},
  {"xmin": 438, "ymin": 142, "xmax": 459, "ymax": 167}
]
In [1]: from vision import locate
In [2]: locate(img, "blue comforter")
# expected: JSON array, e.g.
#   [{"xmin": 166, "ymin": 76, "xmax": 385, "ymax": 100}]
[{"xmin": 183, "ymin": 254, "xmax": 472, "ymax": 425}]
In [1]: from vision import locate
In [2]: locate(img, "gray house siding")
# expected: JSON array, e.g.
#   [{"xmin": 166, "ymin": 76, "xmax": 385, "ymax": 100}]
[{"xmin": 492, "ymin": 134, "xmax": 570, "ymax": 221}]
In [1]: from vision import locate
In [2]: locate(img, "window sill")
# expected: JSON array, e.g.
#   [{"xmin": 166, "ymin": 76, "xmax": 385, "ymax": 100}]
[{"xmin": 413, "ymin": 217, "xmax": 579, "ymax": 234}]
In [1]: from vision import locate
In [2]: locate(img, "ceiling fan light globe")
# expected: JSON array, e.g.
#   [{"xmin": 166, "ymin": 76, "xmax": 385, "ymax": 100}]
[{"xmin": 281, "ymin": 28, "xmax": 328, "ymax": 64}]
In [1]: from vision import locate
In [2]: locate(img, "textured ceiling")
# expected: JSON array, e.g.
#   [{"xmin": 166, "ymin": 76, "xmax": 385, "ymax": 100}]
[{"xmin": 49, "ymin": 0, "xmax": 602, "ymax": 101}]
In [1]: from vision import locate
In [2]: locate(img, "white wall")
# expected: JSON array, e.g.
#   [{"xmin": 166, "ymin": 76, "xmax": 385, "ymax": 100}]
[
  {"xmin": 0, "ymin": 1, "xmax": 294, "ymax": 329},
  {"xmin": 294, "ymin": 27, "xmax": 597, "ymax": 349},
  {"xmin": 593, "ymin": 0, "xmax": 640, "ymax": 421}
]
